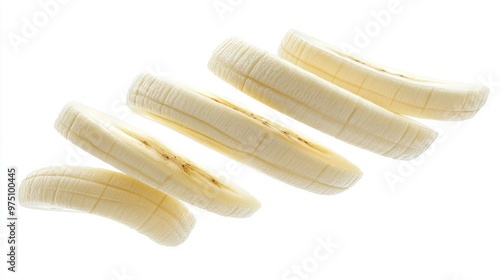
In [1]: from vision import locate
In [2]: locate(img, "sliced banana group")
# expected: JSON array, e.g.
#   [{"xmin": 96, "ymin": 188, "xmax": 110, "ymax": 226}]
[
  {"xmin": 54, "ymin": 102, "xmax": 261, "ymax": 218},
  {"xmin": 128, "ymin": 73, "xmax": 362, "ymax": 194},
  {"xmin": 20, "ymin": 29, "xmax": 487, "ymax": 246},
  {"xmin": 20, "ymin": 166, "xmax": 195, "ymax": 246},
  {"xmin": 278, "ymin": 30, "xmax": 489, "ymax": 120},
  {"xmin": 208, "ymin": 37, "xmax": 438, "ymax": 160}
]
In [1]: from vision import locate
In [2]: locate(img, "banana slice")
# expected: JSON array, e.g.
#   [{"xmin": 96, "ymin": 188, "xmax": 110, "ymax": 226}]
[
  {"xmin": 208, "ymin": 37, "xmax": 437, "ymax": 160},
  {"xmin": 278, "ymin": 30, "xmax": 489, "ymax": 120},
  {"xmin": 54, "ymin": 102, "xmax": 260, "ymax": 217},
  {"xmin": 128, "ymin": 73, "xmax": 362, "ymax": 195},
  {"xmin": 19, "ymin": 166, "xmax": 195, "ymax": 246}
]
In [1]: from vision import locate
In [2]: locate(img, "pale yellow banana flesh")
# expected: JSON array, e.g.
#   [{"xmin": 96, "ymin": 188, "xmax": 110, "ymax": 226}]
[
  {"xmin": 54, "ymin": 102, "xmax": 261, "ymax": 218},
  {"xmin": 278, "ymin": 30, "xmax": 489, "ymax": 121},
  {"xmin": 19, "ymin": 166, "xmax": 195, "ymax": 246},
  {"xmin": 208, "ymin": 37, "xmax": 438, "ymax": 160},
  {"xmin": 128, "ymin": 73, "xmax": 362, "ymax": 194}
]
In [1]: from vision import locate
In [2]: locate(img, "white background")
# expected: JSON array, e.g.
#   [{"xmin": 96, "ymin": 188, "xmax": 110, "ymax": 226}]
[{"xmin": 1, "ymin": 0, "xmax": 500, "ymax": 279}]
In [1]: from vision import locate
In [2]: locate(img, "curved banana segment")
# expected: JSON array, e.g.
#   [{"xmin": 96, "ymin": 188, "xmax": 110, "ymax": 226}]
[
  {"xmin": 128, "ymin": 73, "xmax": 362, "ymax": 195},
  {"xmin": 54, "ymin": 102, "xmax": 260, "ymax": 218},
  {"xmin": 19, "ymin": 166, "xmax": 195, "ymax": 246},
  {"xmin": 208, "ymin": 37, "xmax": 437, "ymax": 160},
  {"xmin": 278, "ymin": 30, "xmax": 489, "ymax": 120}
]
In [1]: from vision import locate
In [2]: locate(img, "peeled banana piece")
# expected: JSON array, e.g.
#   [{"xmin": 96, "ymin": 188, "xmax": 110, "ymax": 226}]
[
  {"xmin": 128, "ymin": 73, "xmax": 362, "ymax": 195},
  {"xmin": 54, "ymin": 102, "xmax": 260, "ymax": 217},
  {"xmin": 278, "ymin": 30, "xmax": 489, "ymax": 120},
  {"xmin": 19, "ymin": 166, "xmax": 195, "ymax": 246},
  {"xmin": 208, "ymin": 37, "xmax": 438, "ymax": 160}
]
